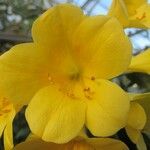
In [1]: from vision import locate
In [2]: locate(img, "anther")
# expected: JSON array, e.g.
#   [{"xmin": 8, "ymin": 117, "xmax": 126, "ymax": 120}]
[
  {"xmin": 48, "ymin": 74, "xmax": 54, "ymax": 84},
  {"xmin": 83, "ymin": 87, "xmax": 95, "ymax": 100},
  {"xmin": 67, "ymin": 92, "xmax": 76, "ymax": 99},
  {"xmin": 91, "ymin": 76, "xmax": 95, "ymax": 81},
  {"xmin": 136, "ymin": 12, "xmax": 146, "ymax": 20},
  {"xmin": 48, "ymin": 74, "xmax": 52, "ymax": 81},
  {"xmin": 84, "ymin": 87, "xmax": 90, "ymax": 91}
]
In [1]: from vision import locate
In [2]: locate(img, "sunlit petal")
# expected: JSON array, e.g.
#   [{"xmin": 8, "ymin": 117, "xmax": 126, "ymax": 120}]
[
  {"xmin": 131, "ymin": 4, "xmax": 150, "ymax": 28},
  {"xmin": 14, "ymin": 137, "xmax": 128, "ymax": 150},
  {"xmin": 127, "ymin": 102, "xmax": 146, "ymax": 130},
  {"xmin": 108, "ymin": 0, "xmax": 129, "ymax": 27},
  {"xmin": 130, "ymin": 93, "xmax": 150, "ymax": 133},
  {"xmin": 26, "ymin": 85, "xmax": 86, "ymax": 143},
  {"xmin": 73, "ymin": 15, "xmax": 132, "ymax": 79},
  {"xmin": 0, "ymin": 43, "xmax": 51, "ymax": 111},
  {"xmin": 85, "ymin": 79, "xmax": 130, "ymax": 136},
  {"xmin": 32, "ymin": 4, "xmax": 84, "ymax": 49}
]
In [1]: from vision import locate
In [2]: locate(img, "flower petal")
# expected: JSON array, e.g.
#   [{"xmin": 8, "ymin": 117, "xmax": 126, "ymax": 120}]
[
  {"xmin": 32, "ymin": 4, "xmax": 84, "ymax": 49},
  {"xmin": 127, "ymin": 102, "xmax": 146, "ymax": 130},
  {"xmin": 126, "ymin": 126, "xmax": 147, "ymax": 148},
  {"xmin": 14, "ymin": 139, "xmax": 60, "ymax": 150},
  {"xmin": 0, "ymin": 43, "xmax": 51, "ymax": 111},
  {"xmin": 14, "ymin": 137, "xmax": 128, "ymax": 150},
  {"xmin": 136, "ymin": 133, "xmax": 147, "ymax": 150},
  {"xmin": 128, "ymin": 19, "xmax": 146, "ymax": 28},
  {"xmin": 0, "ymin": 117, "xmax": 6, "ymax": 137},
  {"xmin": 14, "ymin": 137, "xmax": 94, "ymax": 150},
  {"xmin": 4, "ymin": 109, "xmax": 15, "ymax": 150},
  {"xmin": 25, "ymin": 85, "xmax": 86, "ymax": 143},
  {"xmin": 0, "ymin": 97, "xmax": 15, "ymax": 137},
  {"xmin": 129, "ymin": 49, "xmax": 150, "ymax": 74},
  {"xmin": 125, "ymin": 126, "xmax": 141, "ymax": 143},
  {"xmin": 73, "ymin": 16, "xmax": 132, "ymax": 79},
  {"xmin": 123, "ymin": 0, "xmax": 146, "ymax": 15},
  {"xmin": 131, "ymin": 3, "xmax": 150, "ymax": 28},
  {"xmin": 108, "ymin": 0, "xmax": 130, "ymax": 27},
  {"xmin": 86, "ymin": 138, "xmax": 129, "ymax": 150},
  {"xmin": 32, "ymin": 4, "xmax": 85, "ymax": 81},
  {"xmin": 108, "ymin": 0, "xmax": 148, "ymax": 28},
  {"xmin": 131, "ymin": 93, "xmax": 150, "ymax": 133},
  {"xmin": 85, "ymin": 79, "xmax": 130, "ymax": 136}
]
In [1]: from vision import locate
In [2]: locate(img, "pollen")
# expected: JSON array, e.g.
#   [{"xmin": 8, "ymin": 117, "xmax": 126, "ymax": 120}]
[
  {"xmin": 0, "ymin": 97, "xmax": 12, "ymax": 116},
  {"xmin": 83, "ymin": 87, "xmax": 95, "ymax": 100},
  {"xmin": 91, "ymin": 76, "xmax": 95, "ymax": 81},
  {"xmin": 67, "ymin": 92, "xmax": 76, "ymax": 99},
  {"xmin": 47, "ymin": 73, "xmax": 54, "ymax": 84},
  {"xmin": 136, "ymin": 12, "xmax": 146, "ymax": 20}
]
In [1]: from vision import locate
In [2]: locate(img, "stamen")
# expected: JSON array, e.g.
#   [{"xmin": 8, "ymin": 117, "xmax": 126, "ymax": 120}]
[
  {"xmin": 91, "ymin": 76, "xmax": 95, "ymax": 81},
  {"xmin": 60, "ymin": 84, "xmax": 76, "ymax": 99},
  {"xmin": 136, "ymin": 12, "xmax": 146, "ymax": 20},
  {"xmin": 83, "ymin": 87, "xmax": 95, "ymax": 100},
  {"xmin": 84, "ymin": 87, "xmax": 90, "ymax": 91},
  {"xmin": 47, "ymin": 73, "xmax": 54, "ymax": 84},
  {"xmin": 67, "ymin": 92, "xmax": 76, "ymax": 99}
]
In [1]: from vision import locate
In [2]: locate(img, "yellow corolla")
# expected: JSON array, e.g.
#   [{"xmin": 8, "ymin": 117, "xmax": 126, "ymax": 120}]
[
  {"xmin": 0, "ymin": 97, "xmax": 15, "ymax": 150},
  {"xmin": 130, "ymin": 93, "xmax": 150, "ymax": 134},
  {"xmin": 127, "ymin": 93, "xmax": 150, "ymax": 150},
  {"xmin": 0, "ymin": 4, "xmax": 132, "ymax": 143},
  {"xmin": 127, "ymin": 47, "xmax": 150, "ymax": 149},
  {"xmin": 125, "ymin": 101, "xmax": 146, "ymax": 148},
  {"xmin": 108, "ymin": 0, "xmax": 150, "ymax": 28},
  {"xmin": 129, "ymin": 48, "xmax": 150, "ymax": 74},
  {"xmin": 14, "ymin": 137, "xmax": 128, "ymax": 150}
]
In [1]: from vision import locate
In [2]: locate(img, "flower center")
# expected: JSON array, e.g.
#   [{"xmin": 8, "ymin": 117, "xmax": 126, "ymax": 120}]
[
  {"xmin": 69, "ymin": 72, "xmax": 80, "ymax": 81},
  {"xmin": 65, "ymin": 76, "xmax": 96, "ymax": 101},
  {"xmin": 47, "ymin": 68, "xmax": 96, "ymax": 101}
]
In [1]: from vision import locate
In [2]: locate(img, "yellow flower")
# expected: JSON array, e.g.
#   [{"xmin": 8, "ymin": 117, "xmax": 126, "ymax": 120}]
[
  {"xmin": 126, "ymin": 93, "xmax": 149, "ymax": 150},
  {"xmin": 0, "ymin": 4, "xmax": 132, "ymax": 143},
  {"xmin": 108, "ymin": 0, "xmax": 150, "ymax": 28},
  {"xmin": 14, "ymin": 137, "xmax": 128, "ymax": 150},
  {"xmin": 127, "ymin": 47, "xmax": 150, "ymax": 149},
  {"xmin": 129, "ymin": 48, "xmax": 150, "ymax": 74},
  {"xmin": 0, "ymin": 97, "xmax": 15, "ymax": 150},
  {"xmin": 125, "ymin": 102, "xmax": 146, "ymax": 145},
  {"xmin": 130, "ymin": 93, "xmax": 150, "ymax": 133}
]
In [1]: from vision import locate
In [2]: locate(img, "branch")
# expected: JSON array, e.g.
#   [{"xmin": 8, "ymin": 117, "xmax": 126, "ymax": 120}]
[
  {"xmin": 0, "ymin": 33, "xmax": 32, "ymax": 43},
  {"xmin": 127, "ymin": 29, "xmax": 146, "ymax": 37},
  {"xmin": 81, "ymin": 0, "xmax": 91, "ymax": 9}
]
